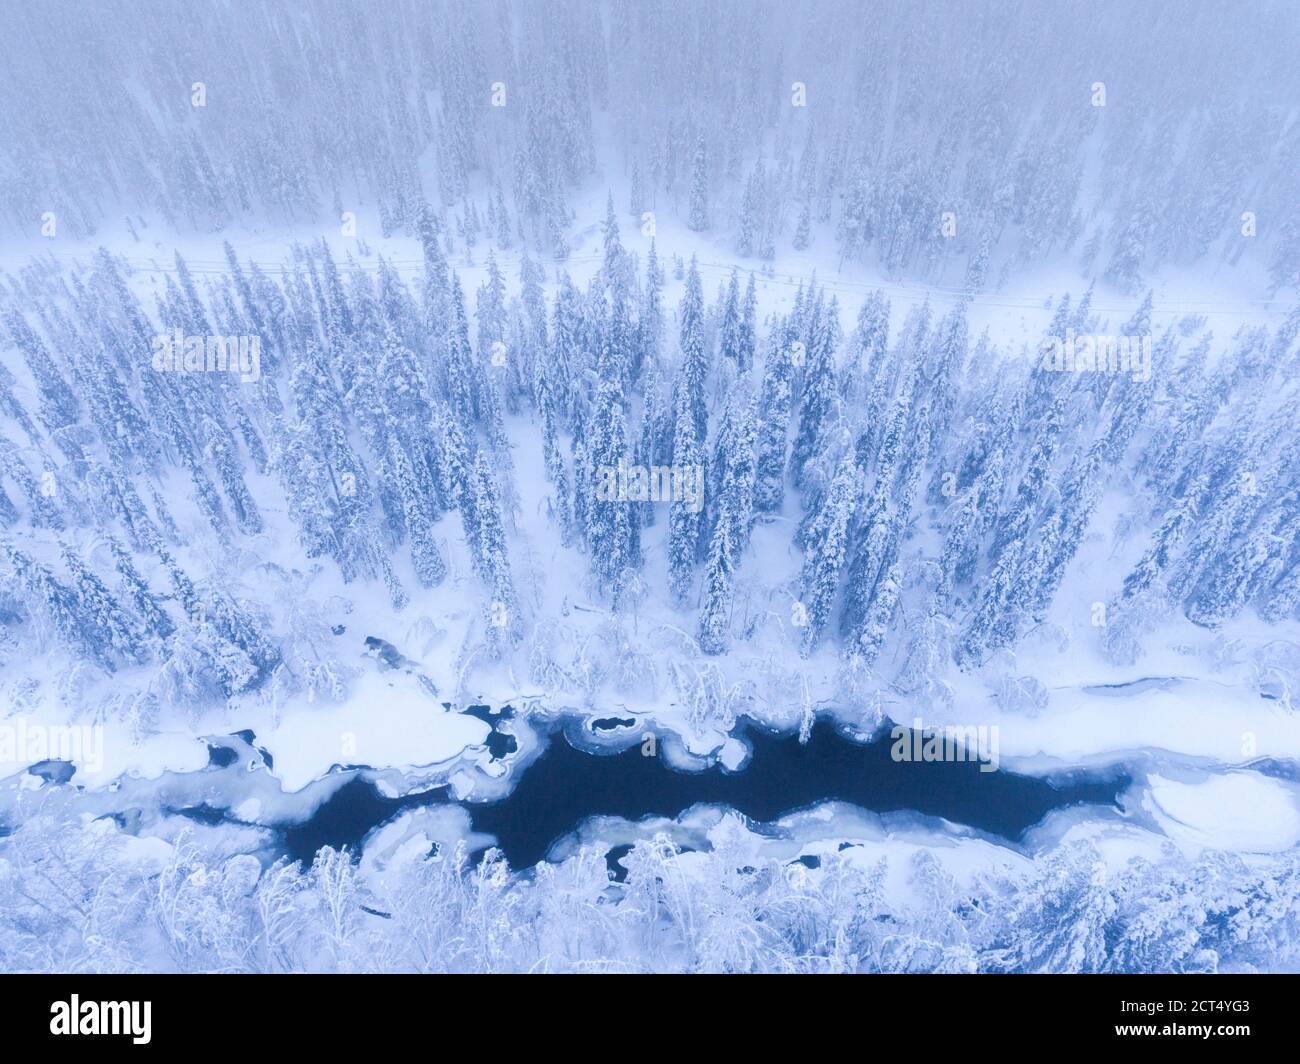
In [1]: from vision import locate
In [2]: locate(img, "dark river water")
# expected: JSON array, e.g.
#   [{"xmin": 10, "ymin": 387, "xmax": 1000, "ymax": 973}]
[{"xmin": 280, "ymin": 718, "xmax": 1127, "ymax": 869}]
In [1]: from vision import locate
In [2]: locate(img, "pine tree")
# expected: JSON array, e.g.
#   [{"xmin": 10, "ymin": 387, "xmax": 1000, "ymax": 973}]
[
  {"xmin": 637, "ymin": 361, "xmax": 668, "ymax": 529},
  {"xmin": 738, "ymin": 273, "xmax": 758, "ymax": 374},
  {"xmin": 638, "ymin": 239, "xmax": 665, "ymax": 377},
  {"xmin": 519, "ymin": 253, "xmax": 549, "ymax": 401},
  {"xmin": 0, "ymin": 484, "xmax": 17, "ymax": 528},
  {"xmin": 939, "ymin": 451, "xmax": 1006, "ymax": 593},
  {"xmin": 204, "ymin": 590, "xmax": 281, "ymax": 690},
  {"xmin": 0, "ymin": 443, "xmax": 64, "ymax": 530},
  {"xmin": 687, "ymin": 133, "xmax": 709, "ymax": 232},
  {"xmin": 848, "ymin": 560, "xmax": 901, "ymax": 667},
  {"xmin": 1260, "ymin": 551, "xmax": 1300, "ymax": 622},
  {"xmin": 993, "ymin": 398, "xmax": 1064, "ymax": 556},
  {"xmin": 718, "ymin": 270, "xmax": 743, "ymax": 371},
  {"xmin": 5, "ymin": 543, "xmax": 113, "ymax": 671},
  {"xmin": 1185, "ymin": 504, "xmax": 1285, "ymax": 627},
  {"xmin": 387, "ymin": 435, "xmax": 447, "ymax": 588},
  {"xmin": 668, "ymin": 389, "xmax": 704, "ymax": 605},
  {"xmin": 108, "ymin": 537, "xmax": 174, "ymax": 640},
  {"xmin": 955, "ymin": 536, "xmax": 1025, "ymax": 669},
  {"xmin": 738, "ymin": 165, "xmax": 761, "ymax": 257},
  {"xmin": 2, "ymin": 310, "xmax": 79, "ymax": 429},
  {"xmin": 466, "ymin": 451, "xmax": 519, "ymax": 648},
  {"xmin": 753, "ymin": 336, "xmax": 795, "ymax": 513},
  {"xmin": 205, "ymin": 420, "xmax": 263, "ymax": 535},
  {"xmin": 793, "ymin": 198, "xmax": 812, "ymax": 250},
  {"xmin": 697, "ymin": 501, "xmax": 736, "ymax": 655},
  {"xmin": 791, "ymin": 296, "xmax": 841, "ymax": 487},
  {"xmin": 475, "ymin": 253, "xmax": 509, "ymax": 392},
  {"xmin": 629, "ymin": 158, "xmax": 644, "ymax": 219},
  {"xmin": 493, "ymin": 184, "xmax": 513, "ymax": 249},
  {"xmin": 674, "ymin": 257, "xmax": 709, "ymax": 445},
  {"xmin": 432, "ymin": 400, "xmax": 473, "ymax": 512},
  {"xmin": 602, "ymin": 191, "xmax": 625, "ymax": 287},
  {"xmin": 419, "ymin": 204, "xmax": 452, "ymax": 322},
  {"xmin": 845, "ymin": 290, "xmax": 890, "ymax": 400},
  {"xmin": 586, "ymin": 379, "xmax": 639, "ymax": 597},
  {"xmin": 536, "ymin": 367, "xmax": 572, "ymax": 541},
  {"xmin": 714, "ymin": 386, "xmax": 759, "ymax": 564},
  {"xmin": 446, "ymin": 275, "xmax": 481, "ymax": 426},
  {"xmin": 797, "ymin": 453, "xmax": 858, "ymax": 656}
]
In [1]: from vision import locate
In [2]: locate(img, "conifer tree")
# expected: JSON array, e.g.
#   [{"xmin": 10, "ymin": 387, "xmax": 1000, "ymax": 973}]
[
  {"xmin": 797, "ymin": 453, "xmax": 858, "ymax": 656},
  {"xmin": 668, "ymin": 389, "xmax": 704, "ymax": 605}
]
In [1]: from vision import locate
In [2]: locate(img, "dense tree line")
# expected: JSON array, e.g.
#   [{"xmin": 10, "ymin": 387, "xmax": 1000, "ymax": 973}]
[
  {"xmin": 4, "ymin": 1, "xmax": 1298, "ymax": 288},
  {"xmin": 3, "ymin": 213, "xmax": 1300, "ymax": 714},
  {"xmin": 2, "ymin": 810, "xmax": 1297, "ymax": 973}
]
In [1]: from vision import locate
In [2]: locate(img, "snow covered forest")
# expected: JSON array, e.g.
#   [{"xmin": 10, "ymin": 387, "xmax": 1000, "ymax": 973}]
[{"xmin": 2, "ymin": 0, "xmax": 1300, "ymax": 974}]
